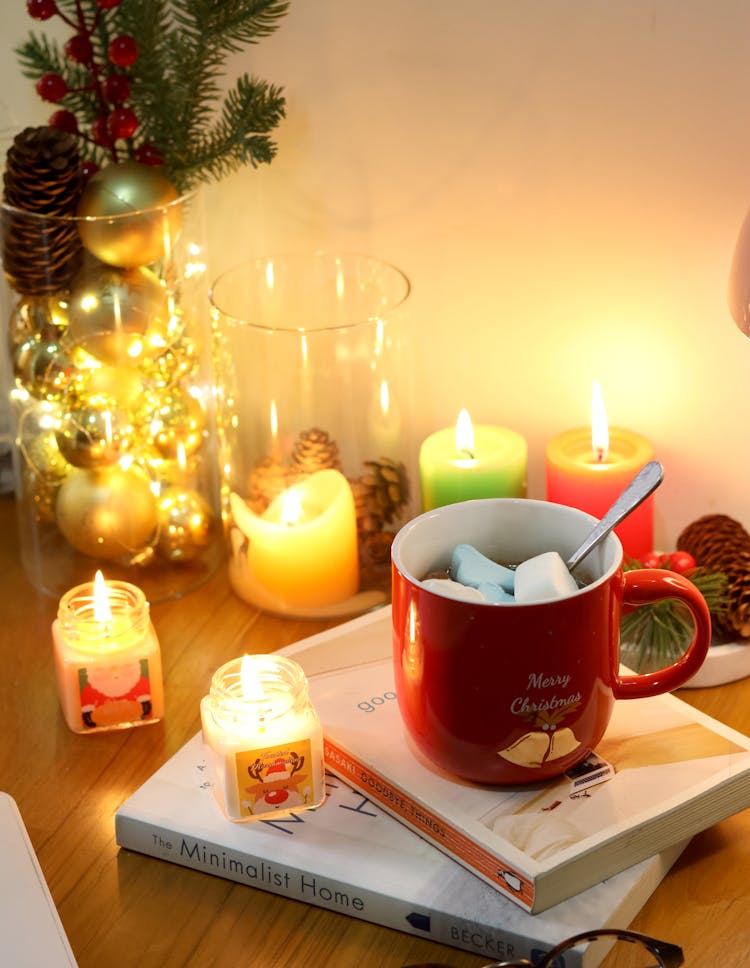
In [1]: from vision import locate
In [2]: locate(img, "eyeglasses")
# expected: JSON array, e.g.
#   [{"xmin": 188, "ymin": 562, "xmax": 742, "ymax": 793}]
[{"xmin": 405, "ymin": 927, "xmax": 684, "ymax": 968}]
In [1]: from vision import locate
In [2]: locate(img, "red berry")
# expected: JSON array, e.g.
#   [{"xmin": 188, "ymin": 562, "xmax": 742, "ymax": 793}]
[
  {"xmin": 134, "ymin": 143, "xmax": 165, "ymax": 167},
  {"xmin": 48, "ymin": 110, "xmax": 78, "ymax": 135},
  {"xmin": 95, "ymin": 0, "xmax": 122, "ymax": 7},
  {"xmin": 640, "ymin": 551, "xmax": 666, "ymax": 569},
  {"xmin": 103, "ymin": 74, "xmax": 131, "ymax": 104},
  {"xmin": 65, "ymin": 33, "xmax": 94, "ymax": 64},
  {"xmin": 80, "ymin": 160, "xmax": 100, "ymax": 180},
  {"xmin": 107, "ymin": 107, "xmax": 138, "ymax": 140},
  {"xmin": 91, "ymin": 115, "xmax": 110, "ymax": 146},
  {"xmin": 27, "ymin": 0, "xmax": 58, "ymax": 19},
  {"xmin": 663, "ymin": 551, "xmax": 697, "ymax": 577},
  {"xmin": 36, "ymin": 72, "xmax": 68, "ymax": 103},
  {"xmin": 108, "ymin": 35, "xmax": 138, "ymax": 68}
]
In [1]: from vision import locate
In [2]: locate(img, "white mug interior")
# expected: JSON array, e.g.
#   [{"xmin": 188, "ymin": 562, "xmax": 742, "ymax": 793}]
[{"xmin": 391, "ymin": 498, "xmax": 623, "ymax": 599}]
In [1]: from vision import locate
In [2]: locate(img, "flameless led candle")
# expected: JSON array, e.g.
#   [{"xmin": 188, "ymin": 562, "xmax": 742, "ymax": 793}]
[
  {"xmin": 228, "ymin": 468, "xmax": 359, "ymax": 614},
  {"xmin": 52, "ymin": 571, "xmax": 164, "ymax": 734},
  {"xmin": 419, "ymin": 409, "xmax": 527, "ymax": 511},
  {"xmin": 200, "ymin": 654, "xmax": 325, "ymax": 821},
  {"xmin": 545, "ymin": 381, "xmax": 655, "ymax": 558}
]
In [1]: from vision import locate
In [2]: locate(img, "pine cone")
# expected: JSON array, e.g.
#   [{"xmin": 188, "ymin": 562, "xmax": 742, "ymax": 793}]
[
  {"xmin": 2, "ymin": 126, "xmax": 85, "ymax": 296},
  {"xmin": 247, "ymin": 456, "xmax": 302, "ymax": 514},
  {"xmin": 351, "ymin": 458, "xmax": 410, "ymax": 535},
  {"xmin": 677, "ymin": 514, "xmax": 750, "ymax": 639},
  {"xmin": 291, "ymin": 428, "xmax": 341, "ymax": 475}
]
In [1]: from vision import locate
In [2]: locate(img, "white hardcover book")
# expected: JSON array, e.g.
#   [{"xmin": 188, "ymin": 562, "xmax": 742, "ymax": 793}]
[
  {"xmin": 115, "ymin": 732, "xmax": 686, "ymax": 968},
  {"xmin": 288, "ymin": 607, "xmax": 750, "ymax": 914}
]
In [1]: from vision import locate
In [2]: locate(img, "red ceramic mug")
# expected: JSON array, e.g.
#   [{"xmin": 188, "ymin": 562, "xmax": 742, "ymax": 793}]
[{"xmin": 391, "ymin": 498, "xmax": 711, "ymax": 785}]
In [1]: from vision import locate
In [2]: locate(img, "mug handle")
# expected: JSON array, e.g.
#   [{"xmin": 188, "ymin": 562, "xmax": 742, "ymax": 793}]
[{"xmin": 614, "ymin": 568, "xmax": 712, "ymax": 699}]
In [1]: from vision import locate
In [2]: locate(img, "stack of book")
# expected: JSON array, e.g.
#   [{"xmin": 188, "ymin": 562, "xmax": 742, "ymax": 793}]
[{"xmin": 116, "ymin": 607, "xmax": 750, "ymax": 966}]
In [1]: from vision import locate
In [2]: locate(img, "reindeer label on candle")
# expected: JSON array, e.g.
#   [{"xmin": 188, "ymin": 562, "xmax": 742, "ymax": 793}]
[{"xmin": 237, "ymin": 741, "xmax": 316, "ymax": 817}]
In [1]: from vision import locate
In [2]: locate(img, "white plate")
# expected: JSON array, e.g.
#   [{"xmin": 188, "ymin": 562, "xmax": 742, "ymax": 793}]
[{"xmin": 683, "ymin": 640, "xmax": 750, "ymax": 688}]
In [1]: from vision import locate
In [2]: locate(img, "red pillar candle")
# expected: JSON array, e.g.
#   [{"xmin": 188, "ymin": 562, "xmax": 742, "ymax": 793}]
[{"xmin": 545, "ymin": 383, "xmax": 655, "ymax": 559}]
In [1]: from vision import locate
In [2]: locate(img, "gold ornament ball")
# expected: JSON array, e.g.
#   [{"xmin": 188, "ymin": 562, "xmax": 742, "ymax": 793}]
[
  {"xmin": 56, "ymin": 464, "xmax": 158, "ymax": 560},
  {"xmin": 13, "ymin": 334, "xmax": 73, "ymax": 402},
  {"xmin": 155, "ymin": 485, "xmax": 214, "ymax": 562},
  {"xmin": 55, "ymin": 394, "xmax": 133, "ymax": 468},
  {"xmin": 23, "ymin": 430, "xmax": 72, "ymax": 484},
  {"xmin": 8, "ymin": 295, "xmax": 69, "ymax": 352},
  {"xmin": 139, "ymin": 311, "xmax": 199, "ymax": 388},
  {"xmin": 76, "ymin": 161, "xmax": 182, "ymax": 268},
  {"xmin": 149, "ymin": 389, "xmax": 207, "ymax": 459},
  {"xmin": 66, "ymin": 264, "xmax": 170, "ymax": 365},
  {"xmin": 67, "ymin": 363, "xmax": 146, "ymax": 414}
]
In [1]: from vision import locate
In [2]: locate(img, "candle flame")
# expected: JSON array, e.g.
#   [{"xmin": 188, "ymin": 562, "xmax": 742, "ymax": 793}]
[
  {"xmin": 240, "ymin": 655, "xmax": 265, "ymax": 701},
  {"xmin": 455, "ymin": 408, "xmax": 475, "ymax": 459},
  {"xmin": 591, "ymin": 380, "xmax": 609, "ymax": 462},
  {"xmin": 379, "ymin": 378, "xmax": 390, "ymax": 417},
  {"xmin": 280, "ymin": 487, "xmax": 303, "ymax": 526},
  {"xmin": 93, "ymin": 570, "xmax": 112, "ymax": 623}
]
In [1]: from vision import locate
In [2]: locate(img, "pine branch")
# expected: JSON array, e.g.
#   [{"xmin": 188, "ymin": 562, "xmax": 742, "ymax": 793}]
[{"xmin": 170, "ymin": 75, "xmax": 286, "ymax": 186}]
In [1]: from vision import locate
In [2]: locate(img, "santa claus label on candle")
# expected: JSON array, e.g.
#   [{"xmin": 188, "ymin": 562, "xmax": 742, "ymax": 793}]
[
  {"xmin": 545, "ymin": 381, "xmax": 655, "ymax": 559},
  {"xmin": 52, "ymin": 571, "xmax": 164, "ymax": 733}
]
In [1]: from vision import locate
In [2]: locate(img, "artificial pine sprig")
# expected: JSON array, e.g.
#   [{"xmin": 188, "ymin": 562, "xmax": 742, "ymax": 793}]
[
  {"xmin": 620, "ymin": 561, "xmax": 728, "ymax": 670},
  {"xmin": 16, "ymin": 0, "xmax": 288, "ymax": 191}
]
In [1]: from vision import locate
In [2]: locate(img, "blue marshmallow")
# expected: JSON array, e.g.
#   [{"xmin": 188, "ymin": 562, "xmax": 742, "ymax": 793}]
[
  {"xmin": 450, "ymin": 543, "xmax": 516, "ymax": 594},
  {"xmin": 477, "ymin": 581, "xmax": 515, "ymax": 604}
]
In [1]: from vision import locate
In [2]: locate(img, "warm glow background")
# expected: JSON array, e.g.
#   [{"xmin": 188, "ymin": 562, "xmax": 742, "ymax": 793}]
[{"xmin": 3, "ymin": 1, "xmax": 750, "ymax": 550}]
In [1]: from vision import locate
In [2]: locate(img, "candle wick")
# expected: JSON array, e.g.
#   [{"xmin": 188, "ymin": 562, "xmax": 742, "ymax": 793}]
[
  {"xmin": 459, "ymin": 448, "xmax": 475, "ymax": 460},
  {"xmin": 594, "ymin": 447, "xmax": 607, "ymax": 464}
]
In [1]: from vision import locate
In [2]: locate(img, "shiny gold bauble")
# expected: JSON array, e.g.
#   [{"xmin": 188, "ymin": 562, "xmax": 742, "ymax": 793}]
[
  {"xmin": 56, "ymin": 464, "xmax": 158, "ymax": 560},
  {"xmin": 66, "ymin": 263, "xmax": 170, "ymax": 365},
  {"xmin": 55, "ymin": 393, "xmax": 133, "ymax": 468},
  {"xmin": 138, "ymin": 311, "xmax": 199, "ymax": 388},
  {"xmin": 76, "ymin": 161, "xmax": 182, "ymax": 268},
  {"xmin": 155, "ymin": 485, "xmax": 214, "ymax": 562},
  {"xmin": 8, "ymin": 295, "xmax": 69, "ymax": 352},
  {"xmin": 67, "ymin": 363, "xmax": 146, "ymax": 414},
  {"xmin": 149, "ymin": 388, "xmax": 206, "ymax": 459},
  {"xmin": 12, "ymin": 334, "xmax": 73, "ymax": 402},
  {"xmin": 22, "ymin": 429, "xmax": 72, "ymax": 484}
]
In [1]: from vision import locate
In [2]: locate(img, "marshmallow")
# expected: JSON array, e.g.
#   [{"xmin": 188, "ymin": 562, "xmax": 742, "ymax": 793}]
[
  {"xmin": 421, "ymin": 578, "xmax": 489, "ymax": 602},
  {"xmin": 450, "ymin": 544, "xmax": 515, "ymax": 593},
  {"xmin": 477, "ymin": 581, "xmax": 515, "ymax": 604},
  {"xmin": 514, "ymin": 551, "xmax": 578, "ymax": 603}
]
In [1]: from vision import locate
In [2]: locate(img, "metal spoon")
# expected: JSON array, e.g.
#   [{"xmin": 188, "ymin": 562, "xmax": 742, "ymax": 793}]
[{"xmin": 565, "ymin": 460, "xmax": 664, "ymax": 573}]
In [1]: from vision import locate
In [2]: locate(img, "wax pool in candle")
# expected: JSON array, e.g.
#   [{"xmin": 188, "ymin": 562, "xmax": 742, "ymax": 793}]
[
  {"xmin": 419, "ymin": 409, "xmax": 527, "ymax": 511},
  {"xmin": 546, "ymin": 417, "xmax": 655, "ymax": 559},
  {"xmin": 200, "ymin": 654, "xmax": 325, "ymax": 821},
  {"xmin": 228, "ymin": 468, "xmax": 359, "ymax": 615},
  {"xmin": 52, "ymin": 571, "xmax": 164, "ymax": 734}
]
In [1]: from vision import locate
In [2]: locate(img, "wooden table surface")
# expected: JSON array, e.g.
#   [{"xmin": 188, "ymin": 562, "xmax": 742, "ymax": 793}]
[{"xmin": 2, "ymin": 491, "xmax": 750, "ymax": 968}]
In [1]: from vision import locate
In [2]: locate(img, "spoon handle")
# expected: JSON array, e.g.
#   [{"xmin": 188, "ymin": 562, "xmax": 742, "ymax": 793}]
[{"xmin": 566, "ymin": 460, "xmax": 664, "ymax": 572}]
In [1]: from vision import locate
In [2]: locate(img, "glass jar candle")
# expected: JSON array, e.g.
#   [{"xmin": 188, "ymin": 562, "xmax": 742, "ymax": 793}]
[
  {"xmin": 52, "ymin": 572, "xmax": 164, "ymax": 733},
  {"xmin": 211, "ymin": 252, "xmax": 415, "ymax": 619},
  {"xmin": 200, "ymin": 654, "xmax": 325, "ymax": 822}
]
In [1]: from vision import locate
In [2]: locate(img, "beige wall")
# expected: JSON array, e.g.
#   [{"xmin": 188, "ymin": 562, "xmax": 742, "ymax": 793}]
[{"xmin": 4, "ymin": 1, "xmax": 750, "ymax": 550}]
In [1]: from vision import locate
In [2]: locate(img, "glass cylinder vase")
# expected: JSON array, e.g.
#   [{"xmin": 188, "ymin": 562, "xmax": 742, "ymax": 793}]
[
  {"xmin": 211, "ymin": 252, "xmax": 415, "ymax": 618},
  {"xmin": 1, "ymin": 176, "xmax": 223, "ymax": 601}
]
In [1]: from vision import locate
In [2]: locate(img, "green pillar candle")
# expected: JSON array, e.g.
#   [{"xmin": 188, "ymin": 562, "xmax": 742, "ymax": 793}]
[{"xmin": 418, "ymin": 410, "xmax": 527, "ymax": 511}]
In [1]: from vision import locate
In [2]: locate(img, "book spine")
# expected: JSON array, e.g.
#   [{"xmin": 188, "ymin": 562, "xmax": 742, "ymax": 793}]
[
  {"xmin": 114, "ymin": 813, "xmax": 579, "ymax": 966},
  {"xmin": 323, "ymin": 736, "xmax": 536, "ymax": 912}
]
